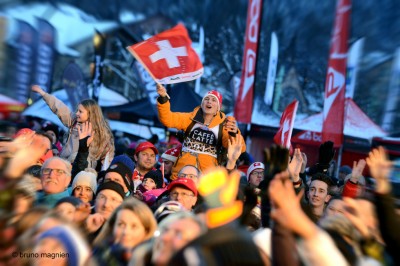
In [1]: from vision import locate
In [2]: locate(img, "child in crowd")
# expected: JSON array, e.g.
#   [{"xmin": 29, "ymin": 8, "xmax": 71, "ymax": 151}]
[{"xmin": 32, "ymin": 85, "xmax": 115, "ymax": 170}]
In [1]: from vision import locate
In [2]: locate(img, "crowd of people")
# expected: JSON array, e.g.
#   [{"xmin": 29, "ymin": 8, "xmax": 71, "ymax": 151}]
[{"xmin": 0, "ymin": 84, "xmax": 399, "ymax": 265}]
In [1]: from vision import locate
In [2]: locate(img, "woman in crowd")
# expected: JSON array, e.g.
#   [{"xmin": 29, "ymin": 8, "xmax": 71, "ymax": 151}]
[{"xmin": 93, "ymin": 198, "xmax": 157, "ymax": 265}]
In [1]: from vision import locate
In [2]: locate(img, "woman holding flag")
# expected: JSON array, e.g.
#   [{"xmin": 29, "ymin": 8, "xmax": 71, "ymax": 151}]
[{"xmin": 156, "ymin": 83, "xmax": 246, "ymax": 179}]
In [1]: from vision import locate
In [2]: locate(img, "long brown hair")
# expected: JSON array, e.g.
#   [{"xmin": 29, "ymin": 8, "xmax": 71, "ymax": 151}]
[
  {"xmin": 80, "ymin": 99, "xmax": 115, "ymax": 162},
  {"xmin": 93, "ymin": 198, "xmax": 157, "ymax": 248}
]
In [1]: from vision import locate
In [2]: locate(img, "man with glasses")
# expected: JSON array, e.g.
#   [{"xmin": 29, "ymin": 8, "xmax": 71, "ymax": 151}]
[
  {"xmin": 167, "ymin": 178, "xmax": 198, "ymax": 211},
  {"xmin": 247, "ymin": 162, "xmax": 265, "ymax": 187},
  {"xmin": 177, "ymin": 165, "xmax": 201, "ymax": 186},
  {"xmin": 36, "ymin": 157, "xmax": 72, "ymax": 207}
]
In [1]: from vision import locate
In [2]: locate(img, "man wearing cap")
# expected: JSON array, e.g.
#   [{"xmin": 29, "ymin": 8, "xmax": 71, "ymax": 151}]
[
  {"xmin": 133, "ymin": 141, "xmax": 159, "ymax": 190},
  {"xmin": 167, "ymin": 178, "xmax": 198, "ymax": 211},
  {"xmin": 85, "ymin": 181, "xmax": 125, "ymax": 241},
  {"xmin": 156, "ymin": 84, "xmax": 246, "ymax": 179}
]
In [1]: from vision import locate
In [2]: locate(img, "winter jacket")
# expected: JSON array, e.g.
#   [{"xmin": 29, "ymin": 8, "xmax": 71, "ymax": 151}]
[
  {"xmin": 42, "ymin": 93, "xmax": 112, "ymax": 169},
  {"xmin": 157, "ymin": 97, "xmax": 246, "ymax": 179}
]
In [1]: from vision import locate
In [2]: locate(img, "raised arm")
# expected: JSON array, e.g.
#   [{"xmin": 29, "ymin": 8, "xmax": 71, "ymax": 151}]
[{"xmin": 32, "ymin": 85, "xmax": 75, "ymax": 127}]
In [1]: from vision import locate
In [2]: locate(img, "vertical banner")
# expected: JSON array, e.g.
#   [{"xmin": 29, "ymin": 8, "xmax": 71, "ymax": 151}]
[
  {"xmin": 381, "ymin": 47, "xmax": 400, "ymax": 132},
  {"xmin": 273, "ymin": 100, "xmax": 298, "ymax": 149},
  {"xmin": 32, "ymin": 18, "xmax": 56, "ymax": 101},
  {"xmin": 62, "ymin": 62, "xmax": 88, "ymax": 109},
  {"xmin": 10, "ymin": 20, "xmax": 37, "ymax": 104},
  {"xmin": 0, "ymin": 17, "xmax": 7, "ymax": 89},
  {"xmin": 264, "ymin": 32, "xmax": 278, "ymax": 106},
  {"xmin": 345, "ymin": 38, "xmax": 364, "ymax": 99},
  {"xmin": 234, "ymin": 0, "xmax": 262, "ymax": 124},
  {"xmin": 92, "ymin": 30, "xmax": 106, "ymax": 102},
  {"xmin": 322, "ymin": 0, "xmax": 351, "ymax": 147}
]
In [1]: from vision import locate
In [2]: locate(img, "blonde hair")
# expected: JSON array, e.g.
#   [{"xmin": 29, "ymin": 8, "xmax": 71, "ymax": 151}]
[
  {"xmin": 79, "ymin": 99, "xmax": 115, "ymax": 162},
  {"xmin": 93, "ymin": 198, "xmax": 157, "ymax": 247}
]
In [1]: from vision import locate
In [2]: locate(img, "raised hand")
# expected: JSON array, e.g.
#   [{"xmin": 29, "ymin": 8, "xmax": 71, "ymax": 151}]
[
  {"xmin": 226, "ymin": 134, "xmax": 243, "ymax": 169},
  {"xmin": 342, "ymin": 197, "xmax": 370, "ymax": 238},
  {"xmin": 85, "ymin": 213, "xmax": 106, "ymax": 233},
  {"xmin": 224, "ymin": 116, "xmax": 238, "ymax": 135},
  {"xmin": 78, "ymin": 121, "xmax": 94, "ymax": 146},
  {"xmin": 156, "ymin": 83, "xmax": 168, "ymax": 97},
  {"xmin": 288, "ymin": 148, "xmax": 303, "ymax": 181},
  {"xmin": 366, "ymin": 146, "xmax": 393, "ymax": 194},
  {"xmin": 269, "ymin": 171, "xmax": 316, "ymax": 239},
  {"xmin": 3, "ymin": 131, "xmax": 48, "ymax": 179},
  {"xmin": 349, "ymin": 159, "xmax": 366, "ymax": 183},
  {"xmin": 31, "ymin": 85, "xmax": 45, "ymax": 96}
]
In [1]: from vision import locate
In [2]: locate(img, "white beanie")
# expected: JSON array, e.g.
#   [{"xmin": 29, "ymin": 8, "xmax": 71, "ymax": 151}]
[
  {"xmin": 72, "ymin": 169, "xmax": 97, "ymax": 193},
  {"xmin": 247, "ymin": 162, "xmax": 265, "ymax": 181}
]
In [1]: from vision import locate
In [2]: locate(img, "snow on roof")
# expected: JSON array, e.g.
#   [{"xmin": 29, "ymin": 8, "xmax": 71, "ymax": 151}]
[{"xmin": 2, "ymin": 3, "xmax": 141, "ymax": 56}]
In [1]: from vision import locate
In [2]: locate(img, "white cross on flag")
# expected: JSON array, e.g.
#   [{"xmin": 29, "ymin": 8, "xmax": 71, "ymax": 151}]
[
  {"xmin": 273, "ymin": 100, "xmax": 299, "ymax": 149},
  {"xmin": 127, "ymin": 23, "xmax": 204, "ymax": 84}
]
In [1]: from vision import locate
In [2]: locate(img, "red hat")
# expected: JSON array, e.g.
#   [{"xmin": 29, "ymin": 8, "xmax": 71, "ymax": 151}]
[
  {"xmin": 202, "ymin": 90, "xmax": 223, "ymax": 110},
  {"xmin": 167, "ymin": 178, "xmax": 197, "ymax": 197},
  {"xmin": 161, "ymin": 145, "xmax": 181, "ymax": 163},
  {"xmin": 135, "ymin": 141, "xmax": 158, "ymax": 155}
]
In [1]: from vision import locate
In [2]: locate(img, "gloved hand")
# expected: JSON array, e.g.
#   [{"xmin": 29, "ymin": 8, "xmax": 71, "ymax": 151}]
[{"xmin": 317, "ymin": 141, "xmax": 335, "ymax": 172}]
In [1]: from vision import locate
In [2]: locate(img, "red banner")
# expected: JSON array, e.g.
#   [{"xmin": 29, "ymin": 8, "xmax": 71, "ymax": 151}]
[
  {"xmin": 322, "ymin": 0, "xmax": 351, "ymax": 147},
  {"xmin": 273, "ymin": 100, "xmax": 298, "ymax": 148},
  {"xmin": 127, "ymin": 23, "xmax": 203, "ymax": 84},
  {"xmin": 234, "ymin": 0, "xmax": 262, "ymax": 124}
]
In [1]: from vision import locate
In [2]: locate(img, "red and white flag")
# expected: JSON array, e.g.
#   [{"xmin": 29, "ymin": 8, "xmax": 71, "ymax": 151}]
[
  {"xmin": 234, "ymin": 0, "xmax": 263, "ymax": 124},
  {"xmin": 127, "ymin": 23, "xmax": 203, "ymax": 84},
  {"xmin": 273, "ymin": 100, "xmax": 299, "ymax": 149},
  {"xmin": 322, "ymin": 0, "xmax": 351, "ymax": 147}
]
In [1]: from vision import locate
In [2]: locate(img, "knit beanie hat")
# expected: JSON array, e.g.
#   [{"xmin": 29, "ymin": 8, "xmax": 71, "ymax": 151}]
[
  {"xmin": 106, "ymin": 155, "xmax": 135, "ymax": 192},
  {"xmin": 161, "ymin": 145, "xmax": 181, "ymax": 163},
  {"xmin": 111, "ymin": 154, "xmax": 135, "ymax": 172},
  {"xmin": 72, "ymin": 169, "xmax": 98, "ymax": 193},
  {"xmin": 55, "ymin": 196, "xmax": 83, "ymax": 208},
  {"xmin": 247, "ymin": 162, "xmax": 265, "ymax": 181},
  {"xmin": 144, "ymin": 170, "xmax": 164, "ymax": 189},
  {"xmin": 36, "ymin": 225, "xmax": 90, "ymax": 266},
  {"xmin": 202, "ymin": 90, "xmax": 223, "ymax": 110},
  {"xmin": 96, "ymin": 181, "xmax": 125, "ymax": 200}
]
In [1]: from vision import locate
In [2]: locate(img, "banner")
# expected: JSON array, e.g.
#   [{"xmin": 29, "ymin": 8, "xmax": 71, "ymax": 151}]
[
  {"xmin": 273, "ymin": 100, "xmax": 298, "ymax": 148},
  {"xmin": 381, "ymin": 47, "xmax": 400, "ymax": 132},
  {"xmin": 62, "ymin": 62, "xmax": 88, "ymax": 109},
  {"xmin": 127, "ymin": 23, "xmax": 203, "ymax": 84},
  {"xmin": 234, "ymin": 0, "xmax": 263, "ymax": 124},
  {"xmin": 32, "ymin": 18, "xmax": 56, "ymax": 101},
  {"xmin": 10, "ymin": 20, "xmax": 37, "ymax": 104},
  {"xmin": 92, "ymin": 30, "xmax": 106, "ymax": 102},
  {"xmin": 322, "ymin": 0, "xmax": 351, "ymax": 147},
  {"xmin": 345, "ymin": 38, "xmax": 364, "ymax": 99},
  {"xmin": 264, "ymin": 32, "xmax": 278, "ymax": 106}
]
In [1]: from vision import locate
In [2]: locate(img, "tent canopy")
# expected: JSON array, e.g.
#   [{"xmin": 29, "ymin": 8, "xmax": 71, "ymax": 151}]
[{"xmin": 293, "ymin": 98, "xmax": 387, "ymax": 143}]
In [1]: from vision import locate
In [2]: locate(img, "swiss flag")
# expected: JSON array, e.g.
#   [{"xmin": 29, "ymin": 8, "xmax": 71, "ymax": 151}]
[
  {"xmin": 273, "ymin": 100, "xmax": 299, "ymax": 149},
  {"xmin": 127, "ymin": 23, "xmax": 203, "ymax": 84}
]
